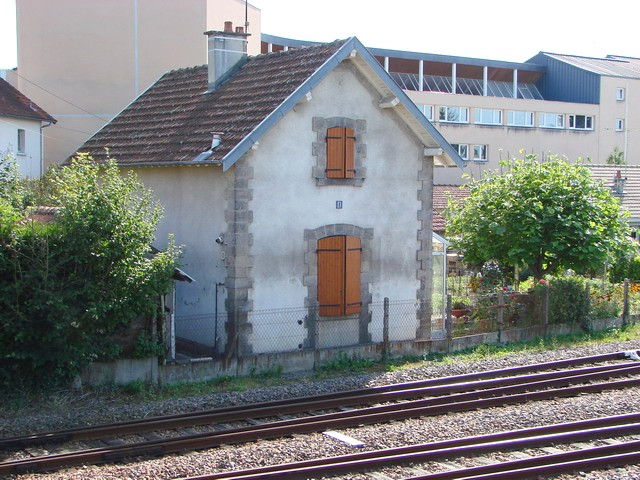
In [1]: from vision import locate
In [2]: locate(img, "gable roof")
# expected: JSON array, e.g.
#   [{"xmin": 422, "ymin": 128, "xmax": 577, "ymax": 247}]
[
  {"xmin": 0, "ymin": 78, "xmax": 56, "ymax": 123},
  {"xmin": 587, "ymin": 164, "xmax": 640, "ymax": 224},
  {"xmin": 76, "ymin": 37, "xmax": 463, "ymax": 171}
]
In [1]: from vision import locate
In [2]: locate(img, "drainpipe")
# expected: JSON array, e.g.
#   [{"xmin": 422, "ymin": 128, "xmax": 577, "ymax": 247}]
[{"xmin": 39, "ymin": 120, "xmax": 53, "ymax": 177}]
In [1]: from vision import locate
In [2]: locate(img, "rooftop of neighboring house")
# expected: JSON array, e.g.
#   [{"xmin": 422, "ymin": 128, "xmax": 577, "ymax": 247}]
[
  {"xmin": 587, "ymin": 164, "xmax": 640, "ymax": 223},
  {"xmin": 262, "ymin": 34, "xmax": 640, "ymax": 103},
  {"xmin": 433, "ymin": 184, "xmax": 469, "ymax": 234},
  {"xmin": 76, "ymin": 40, "xmax": 348, "ymax": 167},
  {"xmin": 0, "ymin": 78, "xmax": 56, "ymax": 123},
  {"xmin": 535, "ymin": 53, "xmax": 640, "ymax": 78}
]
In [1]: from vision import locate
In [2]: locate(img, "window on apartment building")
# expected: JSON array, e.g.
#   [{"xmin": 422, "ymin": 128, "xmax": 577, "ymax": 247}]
[
  {"xmin": 616, "ymin": 88, "xmax": 625, "ymax": 101},
  {"xmin": 568, "ymin": 114, "xmax": 594, "ymax": 130},
  {"xmin": 317, "ymin": 236, "xmax": 361, "ymax": 317},
  {"xmin": 474, "ymin": 108, "xmax": 502, "ymax": 125},
  {"xmin": 451, "ymin": 144, "xmax": 469, "ymax": 161},
  {"xmin": 418, "ymin": 104, "xmax": 434, "ymax": 121},
  {"xmin": 539, "ymin": 113, "xmax": 564, "ymax": 129},
  {"xmin": 508, "ymin": 111, "xmax": 534, "ymax": 127},
  {"xmin": 616, "ymin": 119, "xmax": 625, "ymax": 132},
  {"xmin": 473, "ymin": 145, "xmax": 488, "ymax": 162},
  {"xmin": 17, "ymin": 129, "xmax": 26, "ymax": 154},
  {"xmin": 326, "ymin": 126, "xmax": 356, "ymax": 179},
  {"xmin": 439, "ymin": 106, "xmax": 469, "ymax": 123}
]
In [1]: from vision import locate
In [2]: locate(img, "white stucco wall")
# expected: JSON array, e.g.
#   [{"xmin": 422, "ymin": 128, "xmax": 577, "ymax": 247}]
[
  {"xmin": 0, "ymin": 116, "xmax": 43, "ymax": 178},
  {"xmin": 247, "ymin": 62, "xmax": 427, "ymax": 352},
  {"xmin": 133, "ymin": 165, "xmax": 228, "ymax": 347}
]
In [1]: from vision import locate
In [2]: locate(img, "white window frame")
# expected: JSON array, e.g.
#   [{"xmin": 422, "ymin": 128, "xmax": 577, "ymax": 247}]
[
  {"xmin": 439, "ymin": 106, "xmax": 469, "ymax": 124},
  {"xmin": 539, "ymin": 113, "xmax": 564, "ymax": 129},
  {"xmin": 507, "ymin": 110, "xmax": 534, "ymax": 127},
  {"xmin": 451, "ymin": 144, "xmax": 469, "ymax": 161},
  {"xmin": 616, "ymin": 119, "xmax": 625, "ymax": 132},
  {"xmin": 616, "ymin": 88, "xmax": 625, "ymax": 101},
  {"xmin": 474, "ymin": 108, "xmax": 502, "ymax": 125},
  {"xmin": 568, "ymin": 114, "xmax": 594, "ymax": 130},
  {"xmin": 17, "ymin": 129, "xmax": 26, "ymax": 155},
  {"xmin": 473, "ymin": 144, "xmax": 488, "ymax": 162},
  {"xmin": 418, "ymin": 104, "xmax": 434, "ymax": 121}
]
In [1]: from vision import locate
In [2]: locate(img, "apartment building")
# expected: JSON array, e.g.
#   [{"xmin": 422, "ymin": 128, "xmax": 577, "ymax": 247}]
[
  {"xmin": 12, "ymin": 0, "xmax": 262, "ymax": 168},
  {"xmin": 264, "ymin": 35, "xmax": 640, "ymax": 184}
]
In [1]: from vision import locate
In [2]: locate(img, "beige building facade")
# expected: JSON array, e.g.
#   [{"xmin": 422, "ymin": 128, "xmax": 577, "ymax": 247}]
[{"xmin": 14, "ymin": 0, "xmax": 261, "ymax": 168}]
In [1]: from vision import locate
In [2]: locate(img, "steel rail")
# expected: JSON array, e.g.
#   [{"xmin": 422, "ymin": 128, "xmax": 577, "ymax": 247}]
[
  {"xmin": 178, "ymin": 413, "xmax": 640, "ymax": 479},
  {"xmin": 1, "ymin": 351, "xmax": 636, "ymax": 450},
  {"xmin": 408, "ymin": 447, "xmax": 640, "ymax": 480},
  {"xmin": 2, "ymin": 368, "xmax": 640, "ymax": 475}
]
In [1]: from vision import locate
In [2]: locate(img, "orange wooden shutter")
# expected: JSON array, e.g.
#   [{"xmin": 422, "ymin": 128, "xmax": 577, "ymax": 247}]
[
  {"xmin": 344, "ymin": 236, "xmax": 361, "ymax": 314},
  {"xmin": 326, "ymin": 127, "xmax": 355, "ymax": 178},
  {"xmin": 317, "ymin": 236, "xmax": 345, "ymax": 316},
  {"xmin": 344, "ymin": 128, "xmax": 356, "ymax": 179},
  {"xmin": 326, "ymin": 127, "xmax": 345, "ymax": 178}
]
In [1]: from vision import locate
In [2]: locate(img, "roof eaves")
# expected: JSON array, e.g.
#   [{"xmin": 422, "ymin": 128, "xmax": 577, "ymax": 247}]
[
  {"xmin": 350, "ymin": 38, "xmax": 465, "ymax": 169},
  {"xmin": 221, "ymin": 38, "xmax": 356, "ymax": 171}
]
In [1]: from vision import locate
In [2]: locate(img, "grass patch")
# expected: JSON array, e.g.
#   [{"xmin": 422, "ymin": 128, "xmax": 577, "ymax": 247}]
[
  {"xmin": 3, "ymin": 324, "xmax": 638, "ymax": 408},
  {"xmin": 420, "ymin": 323, "xmax": 640, "ymax": 366}
]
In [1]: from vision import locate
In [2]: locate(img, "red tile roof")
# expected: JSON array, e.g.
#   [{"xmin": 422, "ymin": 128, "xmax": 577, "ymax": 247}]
[
  {"xmin": 0, "ymin": 78, "xmax": 55, "ymax": 123},
  {"xmin": 76, "ymin": 40, "xmax": 346, "ymax": 166},
  {"xmin": 21, "ymin": 206, "xmax": 59, "ymax": 225},
  {"xmin": 433, "ymin": 184, "xmax": 469, "ymax": 234}
]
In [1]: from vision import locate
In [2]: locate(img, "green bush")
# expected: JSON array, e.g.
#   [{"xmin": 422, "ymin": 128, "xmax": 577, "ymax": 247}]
[
  {"xmin": 547, "ymin": 275, "xmax": 590, "ymax": 325},
  {"xmin": 0, "ymin": 155, "xmax": 181, "ymax": 389}
]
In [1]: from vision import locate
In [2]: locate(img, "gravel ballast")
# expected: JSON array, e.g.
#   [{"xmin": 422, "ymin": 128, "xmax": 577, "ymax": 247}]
[{"xmin": 3, "ymin": 339, "xmax": 640, "ymax": 480}]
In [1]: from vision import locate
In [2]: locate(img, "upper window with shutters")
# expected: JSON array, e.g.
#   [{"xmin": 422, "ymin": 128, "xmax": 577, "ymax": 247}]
[
  {"xmin": 326, "ymin": 126, "xmax": 355, "ymax": 179},
  {"xmin": 312, "ymin": 117, "xmax": 366, "ymax": 186}
]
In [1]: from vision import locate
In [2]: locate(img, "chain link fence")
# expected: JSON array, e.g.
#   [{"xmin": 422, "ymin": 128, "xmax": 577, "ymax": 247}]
[
  {"xmin": 170, "ymin": 280, "xmax": 640, "ymax": 361},
  {"xmin": 173, "ymin": 299, "xmax": 444, "ymax": 360},
  {"xmin": 448, "ymin": 279, "xmax": 640, "ymax": 338}
]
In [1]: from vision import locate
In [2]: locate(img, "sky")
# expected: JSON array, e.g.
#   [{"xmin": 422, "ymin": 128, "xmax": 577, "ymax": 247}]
[{"xmin": 0, "ymin": 0, "xmax": 637, "ymax": 69}]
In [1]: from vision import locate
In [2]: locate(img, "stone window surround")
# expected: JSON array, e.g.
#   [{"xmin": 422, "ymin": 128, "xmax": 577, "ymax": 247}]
[
  {"xmin": 312, "ymin": 116, "xmax": 367, "ymax": 186},
  {"xmin": 303, "ymin": 224, "xmax": 373, "ymax": 346}
]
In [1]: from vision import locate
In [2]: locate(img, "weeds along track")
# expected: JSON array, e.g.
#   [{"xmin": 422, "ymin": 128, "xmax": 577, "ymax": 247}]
[{"xmin": 1, "ymin": 350, "xmax": 639, "ymax": 476}]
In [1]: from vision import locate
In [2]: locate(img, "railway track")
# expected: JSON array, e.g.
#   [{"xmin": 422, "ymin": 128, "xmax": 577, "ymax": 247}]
[
  {"xmin": 1, "ymin": 350, "xmax": 639, "ymax": 476},
  {"xmin": 178, "ymin": 412, "xmax": 640, "ymax": 479}
]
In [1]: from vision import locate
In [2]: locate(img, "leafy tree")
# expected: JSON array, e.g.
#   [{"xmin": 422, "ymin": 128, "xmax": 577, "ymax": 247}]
[
  {"xmin": 446, "ymin": 154, "xmax": 630, "ymax": 280},
  {"xmin": 0, "ymin": 154, "xmax": 181, "ymax": 388},
  {"xmin": 606, "ymin": 147, "xmax": 625, "ymax": 165}
]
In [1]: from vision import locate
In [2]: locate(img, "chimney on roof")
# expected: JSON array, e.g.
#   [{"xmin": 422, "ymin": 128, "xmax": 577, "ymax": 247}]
[{"xmin": 205, "ymin": 21, "xmax": 250, "ymax": 92}]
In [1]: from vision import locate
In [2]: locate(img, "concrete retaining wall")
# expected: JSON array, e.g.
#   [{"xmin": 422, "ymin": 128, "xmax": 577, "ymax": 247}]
[{"xmin": 81, "ymin": 317, "xmax": 636, "ymax": 386}]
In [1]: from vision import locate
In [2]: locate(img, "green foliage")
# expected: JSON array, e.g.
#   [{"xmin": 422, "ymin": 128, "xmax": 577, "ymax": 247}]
[
  {"xmin": 133, "ymin": 332, "xmax": 165, "ymax": 359},
  {"xmin": 606, "ymin": 146, "xmax": 625, "ymax": 165},
  {"xmin": 608, "ymin": 241, "xmax": 640, "ymax": 282},
  {"xmin": 319, "ymin": 352, "xmax": 377, "ymax": 373},
  {"xmin": 446, "ymin": 154, "xmax": 630, "ymax": 280},
  {"xmin": 546, "ymin": 274, "xmax": 590, "ymax": 325},
  {"xmin": 0, "ymin": 154, "xmax": 181, "ymax": 389},
  {"xmin": 480, "ymin": 260, "xmax": 504, "ymax": 292}
]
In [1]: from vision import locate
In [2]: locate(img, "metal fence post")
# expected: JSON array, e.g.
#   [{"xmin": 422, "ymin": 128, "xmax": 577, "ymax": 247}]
[
  {"xmin": 543, "ymin": 284, "xmax": 549, "ymax": 336},
  {"xmin": 497, "ymin": 290, "xmax": 504, "ymax": 343},
  {"xmin": 623, "ymin": 278, "xmax": 630, "ymax": 327},
  {"xmin": 445, "ymin": 293, "xmax": 453, "ymax": 352},
  {"xmin": 382, "ymin": 297, "xmax": 389, "ymax": 359},
  {"xmin": 314, "ymin": 312, "xmax": 320, "ymax": 370}
]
